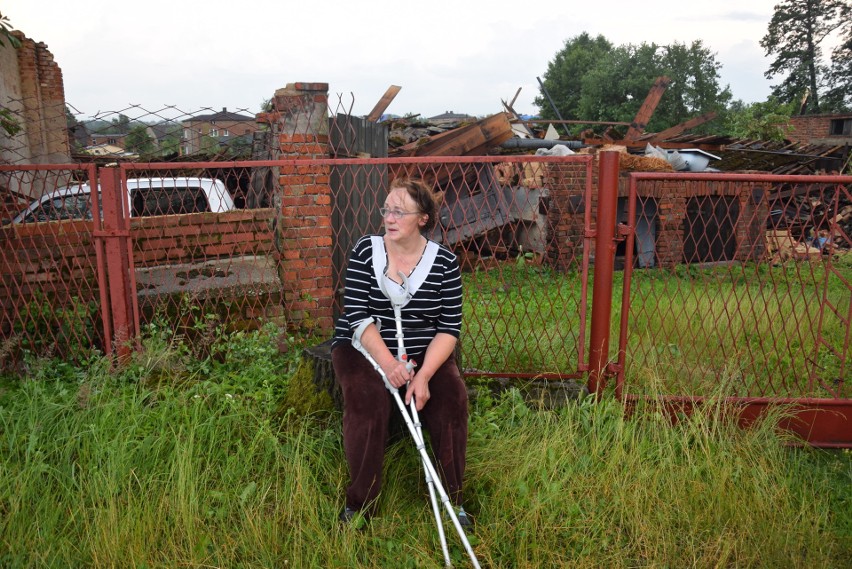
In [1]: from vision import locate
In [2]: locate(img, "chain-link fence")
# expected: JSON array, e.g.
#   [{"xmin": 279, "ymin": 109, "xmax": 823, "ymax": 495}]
[{"xmin": 617, "ymin": 173, "xmax": 851, "ymax": 403}]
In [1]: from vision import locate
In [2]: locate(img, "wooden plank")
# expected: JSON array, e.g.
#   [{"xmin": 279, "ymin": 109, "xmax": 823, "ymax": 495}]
[
  {"xmin": 503, "ymin": 98, "xmax": 535, "ymax": 138},
  {"xmin": 644, "ymin": 112, "xmax": 719, "ymax": 143},
  {"xmin": 624, "ymin": 76, "xmax": 671, "ymax": 141},
  {"xmin": 418, "ymin": 113, "xmax": 513, "ymax": 156},
  {"xmin": 366, "ymin": 85, "xmax": 402, "ymax": 122}
]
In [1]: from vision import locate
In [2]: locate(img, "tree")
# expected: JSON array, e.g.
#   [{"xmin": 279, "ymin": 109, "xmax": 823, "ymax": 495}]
[
  {"xmin": 538, "ymin": 35, "xmax": 731, "ymax": 134},
  {"xmin": 720, "ymin": 98, "xmax": 795, "ymax": 141},
  {"xmin": 823, "ymin": 17, "xmax": 852, "ymax": 111},
  {"xmin": 535, "ymin": 33, "xmax": 613, "ymax": 123},
  {"xmin": 760, "ymin": 0, "xmax": 850, "ymax": 114},
  {"xmin": 110, "ymin": 114, "xmax": 132, "ymax": 134},
  {"xmin": 125, "ymin": 125, "xmax": 156, "ymax": 155}
]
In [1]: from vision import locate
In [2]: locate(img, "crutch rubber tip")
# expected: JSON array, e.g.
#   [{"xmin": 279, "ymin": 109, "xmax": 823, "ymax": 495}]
[{"xmin": 457, "ymin": 508, "xmax": 473, "ymax": 529}]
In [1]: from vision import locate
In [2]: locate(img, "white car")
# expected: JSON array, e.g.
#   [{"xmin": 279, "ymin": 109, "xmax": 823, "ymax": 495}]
[{"xmin": 11, "ymin": 177, "xmax": 235, "ymax": 224}]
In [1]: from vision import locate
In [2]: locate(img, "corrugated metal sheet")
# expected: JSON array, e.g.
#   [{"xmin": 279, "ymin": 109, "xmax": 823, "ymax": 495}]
[{"xmin": 329, "ymin": 115, "xmax": 388, "ymax": 317}]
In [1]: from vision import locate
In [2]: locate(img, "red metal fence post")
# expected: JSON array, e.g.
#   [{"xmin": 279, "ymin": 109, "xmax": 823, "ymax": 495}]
[
  {"xmin": 588, "ymin": 151, "xmax": 620, "ymax": 397},
  {"xmin": 97, "ymin": 167, "xmax": 137, "ymax": 359}
]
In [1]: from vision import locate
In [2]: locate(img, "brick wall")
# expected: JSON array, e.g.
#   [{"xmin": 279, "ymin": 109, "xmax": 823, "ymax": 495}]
[
  {"xmin": 4, "ymin": 32, "xmax": 70, "ymax": 167},
  {"xmin": 545, "ymin": 161, "xmax": 589, "ymax": 271},
  {"xmin": 788, "ymin": 113, "xmax": 852, "ymax": 145},
  {"xmin": 546, "ymin": 157, "xmax": 768, "ymax": 269},
  {"xmin": 788, "ymin": 115, "xmax": 832, "ymax": 144}
]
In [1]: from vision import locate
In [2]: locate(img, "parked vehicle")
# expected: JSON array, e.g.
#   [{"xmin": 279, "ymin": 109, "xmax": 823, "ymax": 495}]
[{"xmin": 10, "ymin": 177, "xmax": 235, "ymax": 224}]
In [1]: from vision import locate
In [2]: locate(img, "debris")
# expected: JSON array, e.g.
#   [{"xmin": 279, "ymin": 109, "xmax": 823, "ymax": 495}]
[{"xmin": 366, "ymin": 85, "xmax": 401, "ymax": 122}]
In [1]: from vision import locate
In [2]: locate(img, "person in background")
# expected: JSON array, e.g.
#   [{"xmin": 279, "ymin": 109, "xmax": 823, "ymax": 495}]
[{"xmin": 331, "ymin": 177, "xmax": 470, "ymax": 527}]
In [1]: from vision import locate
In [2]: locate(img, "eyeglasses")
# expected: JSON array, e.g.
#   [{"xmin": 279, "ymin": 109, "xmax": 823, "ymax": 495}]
[{"xmin": 380, "ymin": 207, "xmax": 420, "ymax": 220}]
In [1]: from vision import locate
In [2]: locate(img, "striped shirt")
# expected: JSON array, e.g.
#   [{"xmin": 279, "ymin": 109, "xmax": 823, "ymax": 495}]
[{"xmin": 333, "ymin": 234, "xmax": 463, "ymax": 361}]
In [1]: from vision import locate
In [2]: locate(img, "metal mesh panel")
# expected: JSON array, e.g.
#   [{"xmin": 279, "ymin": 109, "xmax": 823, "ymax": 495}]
[
  {"xmin": 119, "ymin": 163, "xmax": 285, "ymax": 347},
  {"xmin": 0, "ymin": 164, "xmax": 104, "ymax": 366},
  {"xmin": 619, "ymin": 174, "xmax": 852, "ymax": 400},
  {"xmin": 325, "ymin": 155, "xmax": 593, "ymax": 378}
]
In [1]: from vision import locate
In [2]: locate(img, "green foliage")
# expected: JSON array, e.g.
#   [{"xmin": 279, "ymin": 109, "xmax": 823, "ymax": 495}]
[
  {"xmin": 535, "ymin": 32, "xmax": 613, "ymax": 129},
  {"xmin": 124, "ymin": 125, "xmax": 156, "ymax": 156},
  {"xmin": 721, "ymin": 97, "xmax": 796, "ymax": 140},
  {"xmin": 760, "ymin": 0, "xmax": 851, "ymax": 113},
  {"xmin": 0, "ymin": 307, "xmax": 851, "ymax": 567},
  {"xmin": 537, "ymin": 34, "xmax": 731, "ymax": 134},
  {"xmin": 12, "ymin": 292, "xmax": 100, "ymax": 364},
  {"xmin": 0, "ymin": 11, "xmax": 20, "ymax": 49},
  {"xmin": 278, "ymin": 357, "xmax": 335, "ymax": 418},
  {"xmin": 824, "ymin": 21, "xmax": 852, "ymax": 111},
  {"xmin": 0, "ymin": 106, "xmax": 21, "ymax": 137}
]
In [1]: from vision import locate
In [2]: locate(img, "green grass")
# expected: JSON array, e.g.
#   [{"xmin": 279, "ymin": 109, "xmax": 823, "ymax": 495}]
[{"xmin": 0, "ymin": 322, "xmax": 850, "ymax": 568}]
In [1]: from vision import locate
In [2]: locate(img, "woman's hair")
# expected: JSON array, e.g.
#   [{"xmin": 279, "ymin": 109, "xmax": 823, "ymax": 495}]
[{"xmin": 389, "ymin": 177, "xmax": 440, "ymax": 233}]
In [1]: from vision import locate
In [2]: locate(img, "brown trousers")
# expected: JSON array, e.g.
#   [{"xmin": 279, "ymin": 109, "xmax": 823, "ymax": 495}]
[{"xmin": 332, "ymin": 342, "xmax": 469, "ymax": 512}]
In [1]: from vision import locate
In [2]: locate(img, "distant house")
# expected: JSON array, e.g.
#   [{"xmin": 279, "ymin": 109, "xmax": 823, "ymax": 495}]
[
  {"xmin": 788, "ymin": 113, "xmax": 852, "ymax": 147},
  {"xmin": 89, "ymin": 133, "xmax": 129, "ymax": 150},
  {"xmin": 428, "ymin": 110, "xmax": 474, "ymax": 126},
  {"xmin": 83, "ymin": 143, "xmax": 137, "ymax": 158},
  {"xmin": 181, "ymin": 107, "xmax": 259, "ymax": 155}
]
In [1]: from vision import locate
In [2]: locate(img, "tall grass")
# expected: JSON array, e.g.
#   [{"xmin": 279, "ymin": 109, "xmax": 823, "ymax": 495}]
[{"xmin": 1, "ymin": 322, "xmax": 849, "ymax": 567}]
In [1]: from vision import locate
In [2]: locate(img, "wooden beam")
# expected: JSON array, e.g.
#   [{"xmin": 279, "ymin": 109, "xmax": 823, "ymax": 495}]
[
  {"xmin": 644, "ymin": 111, "xmax": 718, "ymax": 143},
  {"xmin": 624, "ymin": 76, "xmax": 671, "ymax": 141},
  {"xmin": 400, "ymin": 112, "xmax": 514, "ymax": 157},
  {"xmin": 502, "ymin": 98, "xmax": 534, "ymax": 138},
  {"xmin": 366, "ymin": 85, "xmax": 402, "ymax": 122},
  {"xmin": 508, "ymin": 87, "xmax": 522, "ymax": 108}
]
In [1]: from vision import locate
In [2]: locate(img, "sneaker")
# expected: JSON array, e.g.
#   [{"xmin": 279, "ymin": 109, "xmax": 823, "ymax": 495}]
[
  {"xmin": 456, "ymin": 507, "xmax": 473, "ymax": 529},
  {"xmin": 339, "ymin": 507, "xmax": 369, "ymax": 529}
]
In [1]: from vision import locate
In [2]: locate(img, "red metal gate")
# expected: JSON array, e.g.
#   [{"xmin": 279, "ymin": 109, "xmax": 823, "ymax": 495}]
[{"xmin": 613, "ymin": 170, "xmax": 852, "ymax": 447}]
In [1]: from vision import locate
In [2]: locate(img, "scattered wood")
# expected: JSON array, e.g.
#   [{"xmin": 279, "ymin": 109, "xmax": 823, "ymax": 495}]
[
  {"xmin": 394, "ymin": 112, "xmax": 513, "ymax": 157},
  {"xmin": 624, "ymin": 76, "xmax": 671, "ymax": 141},
  {"xmin": 366, "ymin": 85, "xmax": 401, "ymax": 122},
  {"xmin": 641, "ymin": 111, "xmax": 718, "ymax": 144}
]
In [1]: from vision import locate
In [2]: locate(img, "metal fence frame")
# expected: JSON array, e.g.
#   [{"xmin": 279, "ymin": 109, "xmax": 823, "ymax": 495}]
[{"xmin": 2, "ymin": 153, "xmax": 850, "ymax": 446}]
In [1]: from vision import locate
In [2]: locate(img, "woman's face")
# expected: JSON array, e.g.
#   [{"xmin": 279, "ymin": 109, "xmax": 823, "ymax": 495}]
[{"xmin": 383, "ymin": 187, "xmax": 426, "ymax": 242}]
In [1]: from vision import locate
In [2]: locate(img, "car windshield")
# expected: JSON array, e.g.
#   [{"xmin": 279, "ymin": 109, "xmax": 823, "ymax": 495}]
[{"xmin": 22, "ymin": 193, "xmax": 93, "ymax": 223}]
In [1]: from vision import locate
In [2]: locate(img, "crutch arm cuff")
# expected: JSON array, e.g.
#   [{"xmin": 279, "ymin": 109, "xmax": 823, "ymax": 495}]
[{"xmin": 352, "ymin": 317, "xmax": 376, "ymax": 345}]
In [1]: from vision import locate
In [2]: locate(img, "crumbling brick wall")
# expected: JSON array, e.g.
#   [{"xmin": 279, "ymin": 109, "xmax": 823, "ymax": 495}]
[
  {"xmin": 0, "ymin": 32, "xmax": 70, "ymax": 169},
  {"xmin": 546, "ymin": 161, "xmax": 768, "ymax": 270}
]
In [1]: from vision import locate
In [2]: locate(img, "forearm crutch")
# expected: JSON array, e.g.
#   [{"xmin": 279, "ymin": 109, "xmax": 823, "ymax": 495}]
[
  {"xmin": 381, "ymin": 273, "xmax": 452, "ymax": 567},
  {"xmin": 351, "ymin": 333, "xmax": 481, "ymax": 569}
]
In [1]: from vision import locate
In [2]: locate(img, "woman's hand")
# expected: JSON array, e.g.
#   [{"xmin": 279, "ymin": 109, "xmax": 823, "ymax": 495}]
[
  {"xmin": 405, "ymin": 373, "xmax": 431, "ymax": 411},
  {"xmin": 382, "ymin": 359, "xmax": 415, "ymax": 389}
]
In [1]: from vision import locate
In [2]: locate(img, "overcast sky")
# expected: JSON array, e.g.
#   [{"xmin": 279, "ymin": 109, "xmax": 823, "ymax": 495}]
[{"xmin": 6, "ymin": 0, "xmax": 796, "ymax": 122}]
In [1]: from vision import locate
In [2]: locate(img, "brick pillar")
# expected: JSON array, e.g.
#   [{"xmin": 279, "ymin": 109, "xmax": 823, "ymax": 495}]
[{"xmin": 273, "ymin": 82, "xmax": 334, "ymax": 332}]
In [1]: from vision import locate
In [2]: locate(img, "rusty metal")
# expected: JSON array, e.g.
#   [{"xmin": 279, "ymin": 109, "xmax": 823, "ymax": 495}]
[
  {"xmin": 3, "ymin": 150, "xmax": 851, "ymax": 447},
  {"xmin": 99, "ymin": 168, "xmax": 138, "ymax": 357},
  {"xmin": 0, "ymin": 163, "xmax": 104, "ymax": 363},
  {"xmin": 588, "ymin": 151, "xmax": 620, "ymax": 396},
  {"xmin": 617, "ymin": 171, "xmax": 852, "ymax": 446}
]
